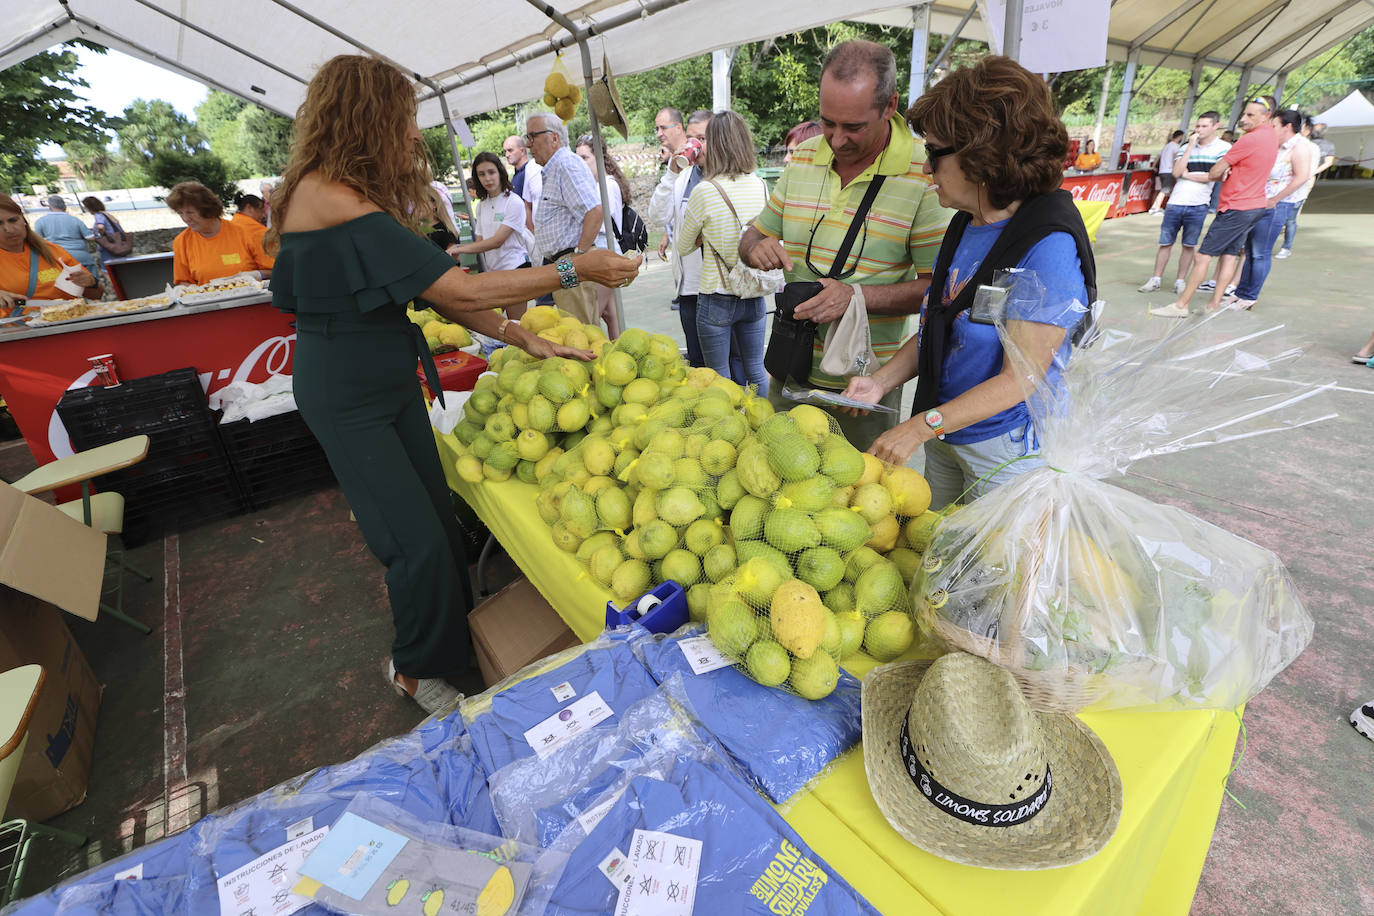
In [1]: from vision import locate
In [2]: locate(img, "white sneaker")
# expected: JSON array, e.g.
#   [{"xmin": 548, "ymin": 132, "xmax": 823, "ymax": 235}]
[
  {"xmin": 387, "ymin": 658, "xmax": 462, "ymax": 715},
  {"xmin": 1149, "ymin": 303, "xmax": 1190, "ymax": 318},
  {"xmin": 1275, "ymin": 248, "xmax": 1291, "ymax": 259},
  {"xmin": 1352, "ymin": 701, "xmax": 1374, "ymax": 742},
  {"xmin": 1198, "ymin": 280, "xmax": 1216, "ymax": 292},
  {"xmin": 1173, "ymin": 279, "xmax": 1186, "ymax": 294},
  {"xmin": 1224, "ymin": 284, "xmax": 1237, "ymax": 295},
  {"xmin": 1138, "ymin": 277, "xmax": 1162, "ymax": 292}
]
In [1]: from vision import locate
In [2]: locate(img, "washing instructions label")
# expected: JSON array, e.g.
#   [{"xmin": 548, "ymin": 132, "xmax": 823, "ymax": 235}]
[
  {"xmin": 679, "ymin": 636, "xmax": 737, "ymax": 675},
  {"xmin": 617, "ymin": 829, "xmax": 701, "ymax": 916},
  {"xmin": 551, "ymin": 681, "xmax": 577, "ymax": 702},
  {"xmin": 216, "ymin": 826, "xmax": 329, "ymax": 916},
  {"xmin": 523, "ymin": 690, "xmax": 613, "ymax": 759}
]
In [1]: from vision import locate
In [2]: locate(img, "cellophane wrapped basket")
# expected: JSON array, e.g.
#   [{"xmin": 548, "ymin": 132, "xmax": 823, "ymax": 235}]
[{"xmin": 912, "ymin": 273, "xmax": 1329, "ymax": 712}]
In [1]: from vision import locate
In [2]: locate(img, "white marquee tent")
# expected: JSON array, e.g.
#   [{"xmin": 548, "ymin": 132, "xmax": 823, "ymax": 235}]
[{"xmin": 1312, "ymin": 89, "xmax": 1374, "ymax": 168}]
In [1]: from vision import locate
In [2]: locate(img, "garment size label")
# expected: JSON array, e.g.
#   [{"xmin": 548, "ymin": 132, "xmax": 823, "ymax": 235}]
[
  {"xmin": 617, "ymin": 829, "xmax": 702, "ymax": 916},
  {"xmin": 216, "ymin": 826, "xmax": 328, "ymax": 916},
  {"xmin": 551, "ymin": 681, "xmax": 577, "ymax": 702},
  {"xmin": 285, "ymin": 817, "xmax": 314, "ymax": 840},
  {"xmin": 523, "ymin": 691, "xmax": 613, "ymax": 759},
  {"xmin": 678, "ymin": 636, "xmax": 736, "ymax": 675},
  {"xmin": 599, "ymin": 846, "xmax": 632, "ymax": 887}
]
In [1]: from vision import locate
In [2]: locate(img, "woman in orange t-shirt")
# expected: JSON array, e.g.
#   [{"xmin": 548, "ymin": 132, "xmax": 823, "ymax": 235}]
[
  {"xmin": 231, "ymin": 192, "xmax": 268, "ymax": 241},
  {"xmin": 1074, "ymin": 139, "xmax": 1102, "ymax": 172},
  {"xmin": 167, "ymin": 181, "xmax": 274, "ymax": 286},
  {"xmin": 0, "ymin": 193, "xmax": 96, "ymax": 310}
]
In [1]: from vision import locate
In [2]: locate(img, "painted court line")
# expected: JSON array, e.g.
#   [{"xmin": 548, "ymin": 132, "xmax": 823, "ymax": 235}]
[{"xmin": 163, "ymin": 534, "xmax": 188, "ymax": 797}]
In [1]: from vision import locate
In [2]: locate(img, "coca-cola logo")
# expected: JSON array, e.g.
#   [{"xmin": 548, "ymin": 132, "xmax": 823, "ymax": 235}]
[
  {"xmin": 1125, "ymin": 175, "xmax": 1155, "ymax": 200},
  {"xmin": 46, "ymin": 333, "xmax": 297, "ymax": 458},
  {"xmin": 1067, "ymin": 181, "xmax": 1120, "ymax": 203}
]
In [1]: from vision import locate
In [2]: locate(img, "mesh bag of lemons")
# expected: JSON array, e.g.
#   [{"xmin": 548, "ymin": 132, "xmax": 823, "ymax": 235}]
[
  {"xmin": 542, "ymin": 56, "xmax": 582, "ymax": 123},
  {"xmin": 451, "ymin": 307, "xmax": 612, "ymax": 484}
]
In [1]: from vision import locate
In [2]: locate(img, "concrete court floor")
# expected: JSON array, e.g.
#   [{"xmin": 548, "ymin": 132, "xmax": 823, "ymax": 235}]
[{"xmin": 3, "ymin": 179, "xmax": 1371, "ymax": 914}]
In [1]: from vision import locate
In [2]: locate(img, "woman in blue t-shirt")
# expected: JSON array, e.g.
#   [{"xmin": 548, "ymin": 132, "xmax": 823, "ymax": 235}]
[{"xmin": 842, "ymin": 56, "xmax": 1095, "ymax": 509}]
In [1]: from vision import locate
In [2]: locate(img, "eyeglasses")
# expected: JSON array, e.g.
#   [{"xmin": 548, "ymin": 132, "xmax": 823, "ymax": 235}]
[
  {"xmin": 523, "ymin": 129, "xmax": 555, "ymax": 143},
  {"xmin": 803, "ymin": 171, "xmax": 869, "ymax": 281},
  {"xmin": 924, "ymin": 143, "xmax": 957, "ymax": 167},
  {"xmin": 1250, "ymin": 96, "xmax": 1272, "ymax": 110}
]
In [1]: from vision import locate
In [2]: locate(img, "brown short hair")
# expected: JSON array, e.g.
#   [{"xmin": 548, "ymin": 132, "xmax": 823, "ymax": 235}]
[
  {"xmin": 906, "ymin": 56, "xmax": 1068, "ymax": 210},
  {"xmin": 821, "ymin": 40, "xmax": 897, "ymax": 112},
  {"xmin": 81, "ymin": 196, "xmax": 105, "ymax": 214},
  {"xmin": 165, "ymin": 181, "xmax": 223, "ymax": 218}
]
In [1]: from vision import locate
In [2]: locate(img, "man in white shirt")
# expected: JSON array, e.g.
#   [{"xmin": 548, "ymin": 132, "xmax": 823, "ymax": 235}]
[
  {"xmin": 647, "ymin": 109, "xmax": 721, "ymax": 366},
  {"xmin": 1139, "ymin": 113, "xmax": 1229, "ymax": 294},
  {"xmin": 1147, "ymin": 130, "xmax": 1185, "ymax": 214}
]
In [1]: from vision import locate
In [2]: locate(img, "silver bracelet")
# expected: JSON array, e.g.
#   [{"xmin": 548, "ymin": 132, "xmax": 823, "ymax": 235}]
[{"xmin": 555, "ymin": 257, "xmax": 579, "ymax": 289}]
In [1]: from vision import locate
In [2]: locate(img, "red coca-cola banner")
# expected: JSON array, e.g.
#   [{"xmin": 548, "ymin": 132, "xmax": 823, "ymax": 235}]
[
  {"xmin": 1118, "ymin": 170, "xmax": 1159, "ymax": 216},
  {"xmin": 1060, "ymin": 172, "xmax": 1128, "ymax": 216},
  {"xmin": 0, "ymin": 301, "xmax": 297, "ymax": 466}
]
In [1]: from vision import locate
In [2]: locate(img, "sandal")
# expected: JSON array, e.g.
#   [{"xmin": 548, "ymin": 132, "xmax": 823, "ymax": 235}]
[{"xmin": 1353, "ymin": 355, "xmax": 1374, "ymax": 364}]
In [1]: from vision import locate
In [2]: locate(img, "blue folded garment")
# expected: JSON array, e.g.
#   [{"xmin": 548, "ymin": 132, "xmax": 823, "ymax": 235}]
[
  {"xmin": 463, "ymin": 637, "xmax": 661, "ymax": 777},
  {"xmin": 632, "ymin": 625, "xmax": 862, "ymax": 802},
  {"xmin": 4, "ymin": 832, "xmax": 200, "ymax": 916},
  {"xmin": 47, "ymin": 876, "xmax": 190, "ymax": 915},
  {"xmin": 543, "ymin": 757, "xmax": 880, "ymax": 915}
]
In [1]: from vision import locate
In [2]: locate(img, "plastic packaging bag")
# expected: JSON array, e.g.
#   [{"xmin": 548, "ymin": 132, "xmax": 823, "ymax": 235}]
[
  {"xmin": 488, "ymin": 686, "xmax": 882, "ymax": 915},
  {"xmin": 291, "ymin": 795, "xmax": 564, "ymax": 916},
  {"xmin": 630, "ymin": 624, "xmax": 861, "ymax": 803},
  {"xmin": 459, "ymin": 631, "xmax": 661, "ymax": 776},
  {"xmin": 5, "ymin": 832, "xmax": 203, "ymax": 916},
  {"xmin": 53, "ymin": 877, "xmax": 192, "ymax": 915},
  {"xmin": 913, "ymin": 280, "xmax": 1326, "ymax": 711}
]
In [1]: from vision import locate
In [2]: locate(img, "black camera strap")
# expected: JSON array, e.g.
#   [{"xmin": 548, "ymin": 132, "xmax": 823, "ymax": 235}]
[{"xmin": 826, "ymin": 175, "xmax": 885, "ymax": 280}]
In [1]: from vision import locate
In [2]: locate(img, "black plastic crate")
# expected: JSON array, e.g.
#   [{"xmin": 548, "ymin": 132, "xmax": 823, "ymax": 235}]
[
  {"xmin": 57, "ymin": 367, "xmax": 218, "ymax": 445},
  {"xmin": 113, "ymin": 469, "xmax": 247, "ymax": 546},
  {"xmin": 220, "ymin": 412, "xmax": 337, "ymax": 511}
]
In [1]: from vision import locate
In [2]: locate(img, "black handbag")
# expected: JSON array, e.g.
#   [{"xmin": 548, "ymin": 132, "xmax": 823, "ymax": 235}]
[{"xmin": 763, "ymin": 176, "xmax": 886, "ymax": 387}]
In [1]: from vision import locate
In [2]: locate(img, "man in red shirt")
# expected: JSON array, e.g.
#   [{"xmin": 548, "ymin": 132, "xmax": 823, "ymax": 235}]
[{"xmin": 1152, "ymin": 95, "xmax": 1278, "ymax": 317}]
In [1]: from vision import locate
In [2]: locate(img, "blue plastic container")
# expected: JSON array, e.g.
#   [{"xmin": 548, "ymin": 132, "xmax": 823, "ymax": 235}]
[{"xmin": 605, "ymin": 580, "xmax": 689, "ymax": 634}]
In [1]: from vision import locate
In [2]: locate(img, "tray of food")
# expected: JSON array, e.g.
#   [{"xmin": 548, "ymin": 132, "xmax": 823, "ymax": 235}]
[
  {"xmin": 172, "ymin": 276, "xmax": 269, "ymax": 305},
  {"xmin": 24, "ymin": 299, "xmax": 116, "ymax": 326},
  {"xmin": 110, "ymin": 293, "xmax": 175, "ymax": 315}
]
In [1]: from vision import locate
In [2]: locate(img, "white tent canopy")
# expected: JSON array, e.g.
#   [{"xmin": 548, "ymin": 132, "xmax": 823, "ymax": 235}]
[
  {"xmin": 1312, "ymin": 89, "xmax": 1374, "ymax": 166},
  {"xmin": 0, "ymin": 0, "xmax": 924, "ymax": 128}
]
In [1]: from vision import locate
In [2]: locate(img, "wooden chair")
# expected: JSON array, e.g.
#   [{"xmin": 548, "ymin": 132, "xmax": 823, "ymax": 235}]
[
  {"xmin": 0, "ymin": 665, "xmax": 86, "ymax": 905},
  {"xmin": 11, "ymin": 436, "xmax": 154, "ymax": 634}
]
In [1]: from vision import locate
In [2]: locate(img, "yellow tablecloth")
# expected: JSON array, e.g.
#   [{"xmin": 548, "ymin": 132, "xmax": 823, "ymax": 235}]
[{"xmin": 436, "ymin": 429, "xmax": 1238, "ymax": 915}]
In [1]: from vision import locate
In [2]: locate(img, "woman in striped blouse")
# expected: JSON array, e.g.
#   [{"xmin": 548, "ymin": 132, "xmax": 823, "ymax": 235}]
[{"xmin": 676, "ymin": 111, "xmax": 771, "ymax": 394}]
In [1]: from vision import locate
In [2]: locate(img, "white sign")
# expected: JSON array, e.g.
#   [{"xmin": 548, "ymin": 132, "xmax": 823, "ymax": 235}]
[
  {"xmin": 216, "ymin": 827, "xmax": 329, "ymax": 916},
  {"xmin": 618, "ymin": 830, "xmax": 702, "ymax": 916},
  {"xmin": 982, "ymin": 0, "xmax": 1109, "ymax": 74},
  {"xmin": 523, "ymin": 691, "xmax": 613, "ymax": 759}
]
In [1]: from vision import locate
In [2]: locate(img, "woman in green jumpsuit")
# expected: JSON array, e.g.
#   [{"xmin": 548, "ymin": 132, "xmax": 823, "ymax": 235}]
[{"xmin": 268, "ymin": 55, "xmax": 640, "ymax": 713}]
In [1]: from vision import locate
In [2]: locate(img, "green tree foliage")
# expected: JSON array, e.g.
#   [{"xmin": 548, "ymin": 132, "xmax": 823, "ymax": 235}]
[
  {"xmin": 0, "ymin": 46, "xmax": 110, "ymax": 192},
  {"xmin": 237, "ymin": 106, "xmax": 293, "ymax": 176},
  {"xmin": 146, "ymin": 149, "xmax": 236, "ymax": 204},
  {"xmin": 117, "ymin": 99, "xmax": 206, "ymax": 163},
  {"xmin": 195, "ymin": 91, "xmax": 249, "ymax": 174}
]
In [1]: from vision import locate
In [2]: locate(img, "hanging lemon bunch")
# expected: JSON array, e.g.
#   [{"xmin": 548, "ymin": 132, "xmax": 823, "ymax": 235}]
[{"xmin": 543, "ymin": 68, "xmax": 581, "ymax": 122}]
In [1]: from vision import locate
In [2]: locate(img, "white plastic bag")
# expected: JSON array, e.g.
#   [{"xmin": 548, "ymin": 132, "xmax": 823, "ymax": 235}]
[{"xmin": 912, "ymin": 275, "xmax": 1329, "ymax": 712}]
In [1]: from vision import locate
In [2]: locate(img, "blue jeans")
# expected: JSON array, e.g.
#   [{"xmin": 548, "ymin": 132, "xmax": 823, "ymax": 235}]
[
  {"xmin": 1235, "ymin": 202, "xmax": 1293, "ymax": 300},
  {"xmin": 679, "ymin": 294, "xmax": 745, "ymax": 379},
  {"xmin": 697, "ymin": 292, "xmax": 768, "ymax": 396},
  {"xmin": 1281, "ymin": 200, "xmax": 1302, "ymax": 250},
  {"xmin": 922, "ymin": 426, "xmax": 1044, "ymax": 510}
]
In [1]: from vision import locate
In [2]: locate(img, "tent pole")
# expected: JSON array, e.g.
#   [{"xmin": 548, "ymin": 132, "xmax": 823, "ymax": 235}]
[
  {"xmin": 1111, "ymin": 48, "xmax": 1140, "ymax": 168},
  {"xmin": 1092, "ymin": 65, "xmax": 1112, "ymax": 148},
  {"xmin": 1003, "ymin": 0, "xmax": 1023, "ymax": 62},
  {"xmin": 1180, "ymin": 58, "xmax": 1203, "ymax": 131},
  {"xmin": 908, "ymin": 3, "xmax": 931, "ymax": 105},
  {"xmin": 712, "ymin": 48, "xmax": 737, "ymax": 111},
  {"xmin": 926, "ymin": 3, "xmax": 976, "ymax": 84},
  {"xmin": 427, "ymin": 86, "xmax": 475, "ymax": 231},
  {"xmin": 1273, "ymin": 72, "xmax": 1288, "ymax": 107},
  {"xmin": 529, "ymin": 0, "xmax": 625, "ymax": 331},
  {"xmin": 1229, "ymin": 64, "xmax": 1255, "ymax": 130}
]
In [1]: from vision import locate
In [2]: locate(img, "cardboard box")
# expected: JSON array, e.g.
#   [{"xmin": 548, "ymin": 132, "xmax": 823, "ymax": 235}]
[
  {"xmin": 0, "ymin": 482, "xmax": 107, "ymax": 821},
  {"xmin": 468, "ymin": 577, "xmax": 580, "ymax": 687}
]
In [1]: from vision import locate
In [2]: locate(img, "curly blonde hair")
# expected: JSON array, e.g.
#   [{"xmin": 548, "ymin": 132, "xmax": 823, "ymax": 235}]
[{"xmin": 266, "ymin": 55, "xmax": 432, "ymax": 252}]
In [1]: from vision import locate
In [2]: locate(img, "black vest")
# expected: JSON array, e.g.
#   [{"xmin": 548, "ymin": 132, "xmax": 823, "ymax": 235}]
[{"xmin": 912, "ymin": 190, "xmax": 1097, "ymax": 414}]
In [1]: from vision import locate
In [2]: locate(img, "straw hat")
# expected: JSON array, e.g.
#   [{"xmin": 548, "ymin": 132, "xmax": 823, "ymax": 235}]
[
  {"xmin": 588, "ymin": 54, "xmax": 628, "ymax": 139},
  {"xmin": 862, "ymin": 653, "xmax": 1121, "ymax": 870}
]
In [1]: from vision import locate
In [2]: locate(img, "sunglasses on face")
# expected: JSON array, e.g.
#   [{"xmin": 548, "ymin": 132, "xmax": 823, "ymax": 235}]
[{"xmin": 924, "ymin": 142, "xmax": 957, "ymax": 166}]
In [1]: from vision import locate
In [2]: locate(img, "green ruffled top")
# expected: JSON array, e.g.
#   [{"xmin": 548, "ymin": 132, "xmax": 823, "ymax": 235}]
[{"xmin": 270, "ymin": 212, "xmax": 454, "ymax": 316}]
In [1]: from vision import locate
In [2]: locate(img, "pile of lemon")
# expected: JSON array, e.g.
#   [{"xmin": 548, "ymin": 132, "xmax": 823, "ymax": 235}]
[{"xmin": 543, "ymin": 71, "xmax": 581, "ymax": 122}]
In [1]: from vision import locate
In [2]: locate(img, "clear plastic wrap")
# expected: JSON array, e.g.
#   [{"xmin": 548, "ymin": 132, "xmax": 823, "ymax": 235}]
[
  {"xmin": 488, "ymin": 687, "xmax": 882, "ymax": 915},
  {"xmin": 629, "ymin": 624, "xmax": 861, "ymax": 803},
  {"xmin": 291, "ymin": 795, "xmax": 565, "ymax": 916},
  {"xmin": 51, "ymin": 877, "xmax": 191, "ymax": 915},
  {"xmin": 913, "ymin": 282, "xmax": 1326, "ymax": 712},
  {"xmin": 459, "ymin": 631, "xmax": 662, "ymax": 777}
]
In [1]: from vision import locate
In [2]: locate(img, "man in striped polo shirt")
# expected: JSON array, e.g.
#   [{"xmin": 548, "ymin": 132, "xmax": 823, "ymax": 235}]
[{"xmin": 739, "ymin": 40, "xmax": 951, "ymax": 449}]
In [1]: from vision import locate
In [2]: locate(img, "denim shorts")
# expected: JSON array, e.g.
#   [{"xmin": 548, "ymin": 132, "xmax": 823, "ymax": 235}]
[
  {"xmin": 1159, "ymin": 204, "xmax": 1207, "ymax": 247},
  {"xmin": 1199, "ymin": 208, "xmax": 1266, "ymax": 257}
]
